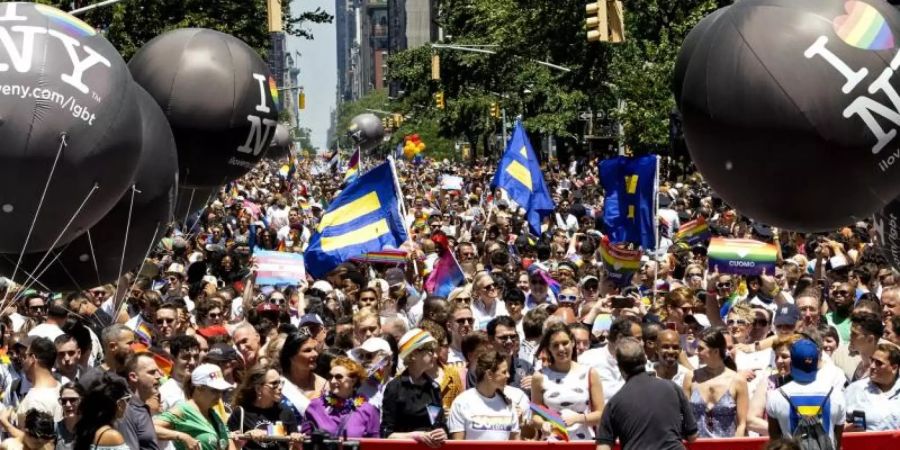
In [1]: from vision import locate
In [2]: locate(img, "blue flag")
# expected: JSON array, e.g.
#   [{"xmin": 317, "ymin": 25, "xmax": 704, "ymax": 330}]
[
  {"xmin": 305, "ymin": 160, "xmax": 408, "ymax": 278},
  {"xmin": 600, "ymin": 155, "xmax": 659, "ymax": 251},
  {"xmin": 490, "ymin": 121, "xmax": 554, "ymax": 235}
]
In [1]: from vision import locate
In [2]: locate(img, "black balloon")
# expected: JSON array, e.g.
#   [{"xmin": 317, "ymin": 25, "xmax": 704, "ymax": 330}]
[
  {"xmin": 675, "ymin": 0, "xmax": 900, "ymax": 231},
  {"xmin": 0, "ymin": 84, "xmax": 178, "ymax": 291},
  {"xmin": 129, "ymin": 28, "xmax": 279, "ymax": 188},
  {"xmin": 347, "ymin": 113, "xmax": 385, "ymax": 151},
  {"xmin": 875, "ymin": 200, "xmax": 900, "ymax": 271},
  {"xmin": 266, "ymin": 124, "xmax": 291, "ymax": 160},
  {"xmin": 0, "ymin": 3, "xmax": 143, "ymax": 253}
]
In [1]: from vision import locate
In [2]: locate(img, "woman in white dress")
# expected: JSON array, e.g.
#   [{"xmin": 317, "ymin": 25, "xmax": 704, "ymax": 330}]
[{"xmin": 531, "ymin": 322, "xmax": 604, "ymax": 441}]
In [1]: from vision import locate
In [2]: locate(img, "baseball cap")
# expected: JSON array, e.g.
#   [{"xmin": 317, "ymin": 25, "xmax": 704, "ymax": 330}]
[
  {"xmin": 790, "ymin": 339, "xmax": 820, "ymax": 384},
  {"xmin": 579, "ymin": 275, "xmax": 599, "ymax": 288},
  {"xmin": 350, "ymin": 337, "xmax": 393, "ymax": 363},
  {"xmin": 205, "ymin": 344, "xmax": 241, "ymax": 363},
  {"xmin": 684, "ymin": 313, "xmax": 711, "ymax": 329},
  {"xmin": 774, "ymin": 304, "xmax": 800, "ymax": 326},
  {"xmin": 299, "ymin": 313, "xmax": 324, "ymax": 327},
  {"xmin": 196, "ymin": 325, "xmax": 228, "ymax": 339},
  {"xmin": 190, "ymin": 363, "xmax": 234, "ymax": 391},
  {"xmin": 311, "ymin": 280, "xmax": 334, "ymax": 294},
  {"xmin": 256, "ymin": 303, "xmax": 280, "ymax": 314}
]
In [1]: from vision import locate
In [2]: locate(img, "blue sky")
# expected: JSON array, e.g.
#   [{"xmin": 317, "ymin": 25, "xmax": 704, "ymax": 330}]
[{"xmin": 288, "ymin": 0, "xmax": 337, "ymax": 150}]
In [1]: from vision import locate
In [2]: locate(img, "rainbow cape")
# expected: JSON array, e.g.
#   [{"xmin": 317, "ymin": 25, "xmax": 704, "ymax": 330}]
[
  {"xmin": 529, "ymin": 403, "xmax": 569, "ymax": 441},
  {"xmin": 707, "ymin": 237, "xmax": 777, "ymax": 276},
  {"xmin": 599, "ymin": 235, "xmax": 642, "ymax": 285},
  {"xmin": 675, "ymin": 216, "xmax": 711, "ymax": 245}
]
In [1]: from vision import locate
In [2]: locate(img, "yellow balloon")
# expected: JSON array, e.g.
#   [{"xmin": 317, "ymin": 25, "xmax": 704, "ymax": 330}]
[{"xmin": 404, "ymin": 146, "xmax": 416, "ymax": 159}]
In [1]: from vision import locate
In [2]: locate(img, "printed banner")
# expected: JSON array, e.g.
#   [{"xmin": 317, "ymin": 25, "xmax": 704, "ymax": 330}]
[{"xmin": 707, "ymin": 238, "xmax": 776, "ymax": 276}]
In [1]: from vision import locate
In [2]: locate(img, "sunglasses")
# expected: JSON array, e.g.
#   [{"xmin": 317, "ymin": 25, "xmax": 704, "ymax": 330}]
[
  {"xmin": 264, "ymin": 379, "xmax": 284, "ymax": 389},
  {"xmin": 268, "ymin": 297, "xmax": 286, "ymax": 305},
  {"xmin": 831, "ymin": 290, "xmax": 850, "ymax": 297},
  {"xmin": 59, "ymin": 397, "xmax": 80, "ymax": 406},
  {"xmin": 329, "ymin": 373, "xmax": 350, "ymax": 381},
  {"xmin": 481, "ymin": 283, "xmax": 497, "ymax": 291},
  {"xmin": 717, "ymin": 282, "xmax": 733, "ymax": 289},
  {"xmin": 156, "ymin": 318, "xmax": 176, "ymax": 325},
  {"xmin": 726, "ymin": 319, "xmax": 748, "ymax": 327},
  {"xmin": 496, "ymin": 334, "xmax": 518, "ymax": 342},
  {"xmin": 558, "ymin": 294, "xmax": 578, "ymax": 303},
  {"xmin": 753, "ymin": 319, "xmax": 769, "ymax": 327},
  {"xmin": 687, "ymin": 273, "xmax": 703, "ymax": 278},
  {"xmin": 455, "ymin": 317, "xmax": 474, "ymax": 325}
]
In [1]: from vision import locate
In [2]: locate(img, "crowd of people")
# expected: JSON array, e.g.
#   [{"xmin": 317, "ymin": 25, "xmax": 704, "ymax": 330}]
[{"xmin": 0, "ymin": 153, "xmax": 897, "ymax": 450}]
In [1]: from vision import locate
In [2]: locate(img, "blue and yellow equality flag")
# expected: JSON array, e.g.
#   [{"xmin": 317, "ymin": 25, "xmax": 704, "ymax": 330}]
[
  {"xmin": 305, "ymin": 160, "xmax": 408, "ymax": 278},
  {"xmin": 600, "ymin": 154, "xmax": 659, "ymax": 251},
  {"xmin": 490, "ymin": 121, "xmax": 554, "ymax": 235}
]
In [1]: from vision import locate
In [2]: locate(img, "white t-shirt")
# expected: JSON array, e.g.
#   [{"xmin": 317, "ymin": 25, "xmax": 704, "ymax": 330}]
[
  {"xmin": 844, "ymin": 377, "xmax": 900, "ymax": 431},
  {"xmin": 16, "ymin": 385, "xmax": 62, "ymax": 422},
  {"xmin": 766, "ymin": 377, "xmax": 846, "ymax": 447},
  {"xmin": 26, "ymin": 323, "xmax": 64, "ymax": 341},
  {"xmin": 471, "ymin": 299, "xmax": 508, "ymax": 331},
  {"xmin": 159, "ymin": 377, "xmax": 185, "ymax": 412},
  {"xmin": 448, "ymin": 387, "xmax": 524, "ymax": 440},
  {"xmin": 579, "ymin": 346, "xmax": 622, "ymax": 403}
]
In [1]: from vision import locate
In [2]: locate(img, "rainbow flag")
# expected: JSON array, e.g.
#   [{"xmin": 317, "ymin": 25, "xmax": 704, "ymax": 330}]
[
  {"xmin": 349, "ymin": 249, "xmax": 409, "ymax": 264},
  {"xmin": 599, "ymin": 235, "xmax": 642, "ymax": 285},
  {"xmin": 707, "ymin": 237, "xmax": 777, "ymax": 276},
  {"xmin": 425, "ymin": 251, "xmax": 465, "ymax": 297},
  {"xmin": 675, "ymin": 217, "xmax": 711, "ymax": 245},
  {"xmin": 344, "ymin": 147, "xmax": 360, "ymax": 185},
  {"xmin": 529, "ymin": 403, "xmax": 569, "ymax": 442},
  {"xmin": 131, "ymin": 316, "xmax": 154, "ymax": 345}
]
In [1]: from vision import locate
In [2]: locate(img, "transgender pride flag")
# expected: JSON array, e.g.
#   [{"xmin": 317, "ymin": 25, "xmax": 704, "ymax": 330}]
[
  {"xmin": 425, "ymin": 251, "xmax": 465, "ymax": 298},
  {"xmin": 254, "ymin": 250, "xmax": 306, "ymax": 286}
]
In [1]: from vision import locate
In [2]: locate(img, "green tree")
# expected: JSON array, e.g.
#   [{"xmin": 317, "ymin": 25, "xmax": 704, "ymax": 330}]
[
  {"xmin": 42, "ymin": 0, "xmax": 332, "ymax": 60},
  {"xmin": 607, "ymin": 0, "xmax": 731, "ymax": 153}
]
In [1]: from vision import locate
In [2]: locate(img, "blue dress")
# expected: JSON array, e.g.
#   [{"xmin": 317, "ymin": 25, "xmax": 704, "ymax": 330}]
[{"xmin": 690, "ymin": 385, "xmax": 737, "ymax": 438}]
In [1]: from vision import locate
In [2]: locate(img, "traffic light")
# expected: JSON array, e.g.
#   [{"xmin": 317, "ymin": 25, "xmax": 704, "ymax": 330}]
[
  {"xmin": 435, "ymin": 91, "xmax": 445, "ymax": 109},
  {"xmin": 586, "ymin": 1, "xmax": 625, "ymax": 43},
  {"xmin": 489, "ymin": 102, "xmax": 500, "ymax": 118},
  {"xmin": 298, "ymin": 91, "xmax": 306, "ymax": 110}
]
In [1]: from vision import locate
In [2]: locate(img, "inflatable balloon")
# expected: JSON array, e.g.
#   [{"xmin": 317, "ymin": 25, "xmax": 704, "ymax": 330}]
[
  {"xmin": 874, "ymin": 199, "xmax": 900, "ymax": 271},
  {"xmin": 675, "ymin": 0, "xmax": 900, "ymax": 231},
  {"xmin": 0, "ymin": 84, "xmax": 177, "ymax": 291},
  {"xmin": 0, "ymin": 3, "xmax": 143, "ymax": 253},
  {"xmin": 129, "ymin": 28, "xmax": 279, "ymax": 188},
  {"xmin": 347, "ymin": 113, "xmax": 385, "ymax": 151},
  {"xmin": 267, "ymin": 124, "xmax": 291, "ymax": 160}
]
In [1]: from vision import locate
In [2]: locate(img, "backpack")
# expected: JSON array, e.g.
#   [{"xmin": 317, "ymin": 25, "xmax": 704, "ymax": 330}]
[{"xmin": 779, "ymin": 386, "xmax": 834, "ymax": 450}]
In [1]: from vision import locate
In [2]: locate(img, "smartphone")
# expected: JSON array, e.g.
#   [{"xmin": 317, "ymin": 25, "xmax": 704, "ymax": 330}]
[
  {"xmin": 611, "ymin": 296, "xmax": 634, "ymax": 309},
  {"xmin": 851, "ymin": 411, "xmax": 866, "ymax": 430}
]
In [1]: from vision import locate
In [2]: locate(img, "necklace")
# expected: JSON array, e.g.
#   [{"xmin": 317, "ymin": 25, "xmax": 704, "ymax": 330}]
[{"xmin": 323, "ymin": 391, "xmax": 367, "ymax": 415}]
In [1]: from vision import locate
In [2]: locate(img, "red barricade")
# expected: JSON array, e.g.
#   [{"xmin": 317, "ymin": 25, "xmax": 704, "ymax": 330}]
[{"xmin": 359, "ymin": 431, "xmax": 900, "ymax": 450}]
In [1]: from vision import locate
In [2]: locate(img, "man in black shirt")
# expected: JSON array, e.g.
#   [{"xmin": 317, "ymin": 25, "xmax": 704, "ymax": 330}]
[{"xmin": 597, "ymin": 338, "xmax": 698, "ymax": 450}]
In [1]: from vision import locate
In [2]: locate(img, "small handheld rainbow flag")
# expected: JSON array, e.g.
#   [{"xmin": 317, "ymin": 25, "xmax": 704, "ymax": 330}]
[
  {"xmin": 529, "ymin": 403, "xmax": 569, "ymax": 441},
  {"xmin": 675, "ymin": 217, "xmax": 711, "ymax": 245},
  {"xmin": 707, "ymin": 237, "xmax": 777, "ymax": 276},
  {"xmin": 599, "ymin": 236, "xmax": 642, "ymax": 285},
  {"xmin": 344, "ymin": 148, "xmax": 360, "ymax": 185},
  {"xmin": 131, "ymin": 316, "xmax": 154, "ymax": 345},
  {"xmin": 425, "ymin": 251, "xmax": 465, "ymax": 298},
  {"xmin": 349, "ymin": 249, "xmax": 410, "ymax": 265}
]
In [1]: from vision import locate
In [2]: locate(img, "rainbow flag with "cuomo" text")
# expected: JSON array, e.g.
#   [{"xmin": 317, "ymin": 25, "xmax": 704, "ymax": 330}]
[{"xmin": 707, "ymin": 238, "xmax": 777, "ymax": 276}]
